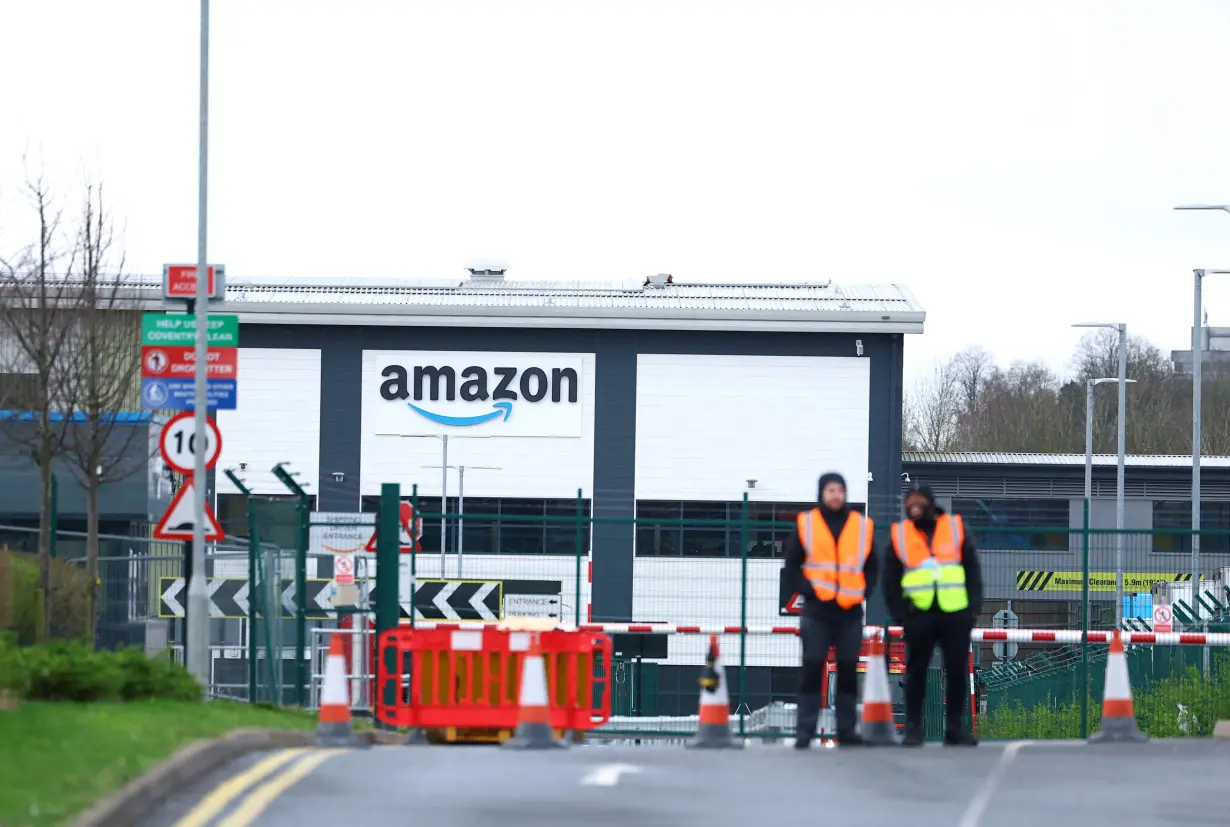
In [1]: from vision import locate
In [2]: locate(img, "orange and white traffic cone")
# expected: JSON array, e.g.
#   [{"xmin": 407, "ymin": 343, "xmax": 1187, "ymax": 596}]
[
  {"xmin": 687, "ymin": 635, "xmax": 743, "ymax": 750},
  {"xmin": 503, "ymin": 634, "xmax": 566, "ymax": 750},
  {"xmin": 1089, "ymin": 629, "xmax": 1148, "ymax": 744},
  {"xmin": 317, "ymin": 632, "xmax": 365, "ymax": 748},
  {"xmin": 860, "ymin": 631, "xmax": 900, "ymax": 746}
]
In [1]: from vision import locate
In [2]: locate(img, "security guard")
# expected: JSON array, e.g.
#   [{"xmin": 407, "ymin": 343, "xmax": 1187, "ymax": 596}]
[
  {"xmin": 884, "ymin": 483, "xmax": 983, "ymax": 747},
  {"xmin": 784, "ymin": 472, "xmax": 878, "ymax": 748}
]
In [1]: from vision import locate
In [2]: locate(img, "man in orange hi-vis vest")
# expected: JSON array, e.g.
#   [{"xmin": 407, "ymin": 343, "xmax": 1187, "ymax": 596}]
[
  {"xmin": 783, "ymin": 472, "xmax": 878, "ymax": 748},
  {"xmin": 884, "ymin": 482, "xmax": 983, "ymax": 747}
]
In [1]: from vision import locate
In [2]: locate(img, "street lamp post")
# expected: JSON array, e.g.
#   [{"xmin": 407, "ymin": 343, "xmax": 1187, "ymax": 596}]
[
  {"xmin": 1174, "ymin": 205, "xmax": 1230, "ymax": 620},
  {"xmin": 185, "ymin": 0, "xmax": 212, "ymax": 689},
  {"xmin": 392, "ymin": 434, "xmax": 491, "ymax": 577},
  {"xmin": 421, "ymin": 464, "xmax": 503, "ymax": 577},
  {"xmin": 1073, "ymin": 322, "xmax": 1130, "ymax": 624},
  {"xmin": 1084, "ymin": 377, "xmax": 1137, "ymax": 624}
]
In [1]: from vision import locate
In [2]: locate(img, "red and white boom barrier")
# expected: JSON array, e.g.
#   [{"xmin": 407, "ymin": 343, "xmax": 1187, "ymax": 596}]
[{"xmin": 404, "ymin": 621, "xmax": 1230, "ymax": 646}]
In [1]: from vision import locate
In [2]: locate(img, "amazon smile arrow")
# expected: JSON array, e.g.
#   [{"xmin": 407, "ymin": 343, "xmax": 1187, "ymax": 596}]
[{"xmin": 407, "ymin": 400, "xmax": 512, "ymax": 427}]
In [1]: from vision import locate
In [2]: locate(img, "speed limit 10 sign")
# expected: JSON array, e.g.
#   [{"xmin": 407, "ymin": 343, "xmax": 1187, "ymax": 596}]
[{"xmin": 159, "ymin": 411, "xmax": 222, "ymax": 475}]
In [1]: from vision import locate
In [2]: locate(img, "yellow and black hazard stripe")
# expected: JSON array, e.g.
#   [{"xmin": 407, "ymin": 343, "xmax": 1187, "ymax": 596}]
[{"xmin": 1016, "ymin": 571, "xmax": 1055, "ymax": 590}]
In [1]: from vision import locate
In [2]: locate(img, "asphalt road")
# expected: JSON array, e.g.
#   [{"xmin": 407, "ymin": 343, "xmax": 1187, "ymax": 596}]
[{"xmin": 141, "ymin": 739, "xmax": 1230, "ymax": 827}]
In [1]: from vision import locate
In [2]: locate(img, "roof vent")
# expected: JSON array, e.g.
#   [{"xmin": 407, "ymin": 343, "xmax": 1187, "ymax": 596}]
[
  {"xmin": 466, "ymin": 258, "xmax": 509, "ymax": 281},
  {"xmin": 644, "ymin": 273, "xmax": 674, "ymax": 288}
]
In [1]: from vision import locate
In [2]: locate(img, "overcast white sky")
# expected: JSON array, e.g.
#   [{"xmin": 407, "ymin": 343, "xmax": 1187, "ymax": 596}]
[{"xmin": 5, "ymin": 0, "xmax": 1230, "ymax": 385}]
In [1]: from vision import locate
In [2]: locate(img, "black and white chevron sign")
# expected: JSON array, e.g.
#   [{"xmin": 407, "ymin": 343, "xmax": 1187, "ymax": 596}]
[
  {"xmin": 412, "ymin": 579, "xmax": 502, "ymax": 622},
  {"xmin": 158, "ymin": 577, "xmax": 334, "ymax": 620}
]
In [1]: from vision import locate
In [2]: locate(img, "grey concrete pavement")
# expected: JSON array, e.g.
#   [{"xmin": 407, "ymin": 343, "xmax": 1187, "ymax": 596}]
[{"xmin": 142, "ymin": 740, "xmax": 1230, "ymax": 827}]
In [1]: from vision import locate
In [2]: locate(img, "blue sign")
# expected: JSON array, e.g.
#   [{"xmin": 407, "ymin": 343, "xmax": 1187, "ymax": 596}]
[{"xmin": 141, "ymin": 378, "xmax": 236, "ymax": 411}]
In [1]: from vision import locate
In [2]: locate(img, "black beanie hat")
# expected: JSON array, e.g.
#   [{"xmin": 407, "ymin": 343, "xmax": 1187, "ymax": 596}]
[
  {"xmin": 817, "ymin": 472, "xmax": 847, "ymax": 501},
  {"xmin": 905, "ymin": 482, "xmax": 936, "ymax": 506}
]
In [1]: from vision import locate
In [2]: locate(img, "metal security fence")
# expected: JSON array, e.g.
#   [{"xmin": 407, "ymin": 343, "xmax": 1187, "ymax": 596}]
[{"xmin": 10, "ymin": 492, "xmax": 1230, "ymax": 741}]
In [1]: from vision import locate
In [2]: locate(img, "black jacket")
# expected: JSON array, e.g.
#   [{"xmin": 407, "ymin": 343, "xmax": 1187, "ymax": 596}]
[
  {"xmin": 783, "ymin": 507, "xmax": 880, "ymax": 621},
  {"xmin": 882, "ymin": 507, "xmax": 984, "ymax": 624}
]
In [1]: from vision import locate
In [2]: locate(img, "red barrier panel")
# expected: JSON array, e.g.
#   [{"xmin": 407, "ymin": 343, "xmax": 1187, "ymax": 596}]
[{"xmin": 376, "ymin": 626, "xmax": 613, "ymax": 737}]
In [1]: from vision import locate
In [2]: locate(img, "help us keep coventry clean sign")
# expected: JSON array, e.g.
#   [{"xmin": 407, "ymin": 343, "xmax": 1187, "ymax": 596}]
[{"xmin": 364, "ymin": 351, "xmax": 587, "ymax": 438}]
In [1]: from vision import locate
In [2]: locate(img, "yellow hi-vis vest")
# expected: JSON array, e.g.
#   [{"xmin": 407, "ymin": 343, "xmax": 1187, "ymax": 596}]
[
  {"xmin": 890, "ymin": 514, "xmax": 969, "ymax": 613},
  {"xmin": 797, "ymin": 509, "xmax": 874, "ymax": 609}
]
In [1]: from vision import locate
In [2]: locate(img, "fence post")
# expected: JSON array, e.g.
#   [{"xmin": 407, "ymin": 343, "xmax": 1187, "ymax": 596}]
[
  {"xmin": 575, "ymin": 488, "xmax": 584, "ymax": 627},
  {"xmin": 247, "ymin": 503, "xmax": 259, "ymax": 704},
  {"xmin": 1080, "ymin": 499, "xmax": 1090, "ymax": 739},
  {"xmin": 739, "ymin": 492, "xmax": 749, "ymax": 737},
  {"xmin": 375, "ymin": 483, "xmax": 401, "ymax": 639},
  {"xmin": 409, "ymin": 485, "xmax": 419, "ymax": 629},
  {"xmin": 271, "ymin": 463, "xmax": 310, "ymax": 707}
]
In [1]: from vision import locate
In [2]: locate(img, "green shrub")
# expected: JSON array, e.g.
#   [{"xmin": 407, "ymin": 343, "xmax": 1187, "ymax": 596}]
[
  {"xmin": 0, "ymin": 638, "xmax": 204, "ymax": 704},
  {"xmin": 114, "ymin": 647, "xmax": 202, "ymax": 702},
  {"xmin": 21, "ymin": 640, "xmax": 125, "ymax": 702}
]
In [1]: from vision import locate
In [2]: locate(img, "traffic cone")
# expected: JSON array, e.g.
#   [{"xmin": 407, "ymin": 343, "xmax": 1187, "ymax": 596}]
[
  {"xmin": 316, "ymin": 632, "xmax": 365, "ymax": 748},
  {"xmin": 503, "ymin": 635, "xmax": 566, "ymax": 750},
  {"xmin": 1089, "ymin": 630, "xmax": 1148, "ymax": 744},
  {"xmin": 687, "ymin": 635, "xmax": 743, "ymax": 750},
  {"xmin": 860, "ymin": 632, "xmax": 900, "ymax": 746}
]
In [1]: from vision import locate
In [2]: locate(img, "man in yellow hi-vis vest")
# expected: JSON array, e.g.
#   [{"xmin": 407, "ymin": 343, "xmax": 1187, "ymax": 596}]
[
  {"xmin": 884, "ymin": 483, "xmax": 983, "ymax": 747},
  {"xmin": 783, "ymin": 472, "xmax": 878, "ymax": 748}
]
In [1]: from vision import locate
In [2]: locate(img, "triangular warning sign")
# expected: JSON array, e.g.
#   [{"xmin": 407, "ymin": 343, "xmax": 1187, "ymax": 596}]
[
  {"xmin": 784, "ymin": 593, "xmax": 805, "ymax": 614},
  {"xmin": 364, "ymin": 501, "xmax": 423, "ymax": 554},
  {"xmin": 154, "ymin": 478, "xmax": 225, "ymax": 541}
]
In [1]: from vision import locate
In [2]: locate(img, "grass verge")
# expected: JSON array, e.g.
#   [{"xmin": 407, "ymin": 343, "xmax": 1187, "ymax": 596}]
[{"xmin": 0, "ymin": 700, "xmax": 317, "ymax": 827}]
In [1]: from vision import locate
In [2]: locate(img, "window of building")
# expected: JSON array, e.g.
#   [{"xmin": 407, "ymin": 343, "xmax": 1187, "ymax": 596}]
[
  {"xmin": 359, "ymin": 495, "xmax": 591, "ymax": 556},
  {"xmin": 634, "ymin": 500, "xmax": 824, "ymax": 558},
  {"xmin": 950, "ymin": 498, "xmax": 1069, "ymax": 551},
  {"xmin": 1152, "ymin": 501, "xmax": 1230, "ymax": 555}
]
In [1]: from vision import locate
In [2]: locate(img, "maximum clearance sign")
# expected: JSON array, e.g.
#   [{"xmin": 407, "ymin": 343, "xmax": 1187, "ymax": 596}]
[{"xmin": 1016, "ymin": 570, "xmax": 1206, "ymax": 592}]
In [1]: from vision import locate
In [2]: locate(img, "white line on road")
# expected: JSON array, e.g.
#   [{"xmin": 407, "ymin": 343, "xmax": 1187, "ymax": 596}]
[
  {"xmin": 580, "ymin": 763, "xmax": 642, "ymax": 787},
  {"xmin": 957, "ymin": 741, "xmax": 1032, "ymax": 827}
]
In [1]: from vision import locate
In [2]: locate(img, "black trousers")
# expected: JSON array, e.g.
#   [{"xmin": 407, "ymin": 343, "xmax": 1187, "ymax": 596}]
[
  {"xmin": 796, "ymin": 610, "xmax": 863, "ymax": 740},
  {"xmin": 903, "ymin": 610, "xmax": 974, "ymax": 736}
]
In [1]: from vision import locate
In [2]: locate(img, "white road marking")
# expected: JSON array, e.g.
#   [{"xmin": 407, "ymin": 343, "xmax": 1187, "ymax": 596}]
[
  {"xmin": 957, "ymin": 741, "xmax": 1031, "ymax": 827},
  {"xmin": 580, "ymin": 763, "xmax": 642, "ymax": 787}
]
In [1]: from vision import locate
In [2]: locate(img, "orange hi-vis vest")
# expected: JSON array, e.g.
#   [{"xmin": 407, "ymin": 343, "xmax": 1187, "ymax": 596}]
[
  {"xmin": 889, "ymin": 514, "xmax": 970, "ymax": 613},
  {"xmin": 796, "ymin": 509, "xmax": 874, "ymax": 609}
]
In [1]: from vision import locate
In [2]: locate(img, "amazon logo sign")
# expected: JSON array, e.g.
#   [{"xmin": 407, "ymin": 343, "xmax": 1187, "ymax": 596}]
[{"xmin": 369, "ymin": 351, "xmax": 586, "ymax": 437}]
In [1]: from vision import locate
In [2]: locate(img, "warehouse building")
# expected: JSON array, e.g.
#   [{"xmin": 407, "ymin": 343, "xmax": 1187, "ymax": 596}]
[{"xmin": 197, "ymin": 267, "xmax": 920, "ymax": 665}]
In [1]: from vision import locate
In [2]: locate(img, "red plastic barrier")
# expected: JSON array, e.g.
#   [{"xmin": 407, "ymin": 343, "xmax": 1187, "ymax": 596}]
[{"xmin": 375, "ymin": 626, "xmax": 613, "ymax": 734}]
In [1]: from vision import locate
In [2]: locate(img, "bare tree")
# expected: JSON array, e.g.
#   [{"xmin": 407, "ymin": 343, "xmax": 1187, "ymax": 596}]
[
  {"xmin": 918, "ymin": 332, "xmax": 1230, "ymax": 456},
  {"xmin": 951, "ymin": 346, "xmax": 994, "ymax": 416},
  {"xmin": 959, "ymin": 361, "xmax": 1075, "ymax": 453},
  {"xmin": 904, "ymin": 356, "xmax": 962, "ymax": 451},
  {"xmin": 56, "ymin": 182, "xmax": 147, "ymax": 638},
  {"xmin": 0, "ymin": 172, "xmax": 82, "ymax": 641}
]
